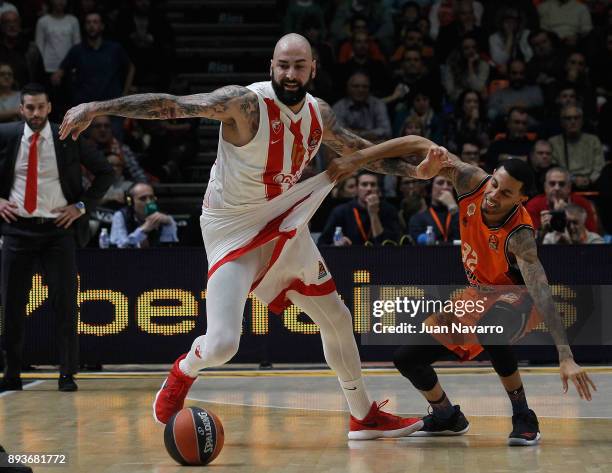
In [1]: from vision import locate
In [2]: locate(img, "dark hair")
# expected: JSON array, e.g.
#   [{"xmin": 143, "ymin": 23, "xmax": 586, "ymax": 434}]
[
  {"xmin": 20, "ymin": 83, "xmax": 49, "ymax": 103},
  {"xmin": 356, "ymin": 169, "xmax": 379, "ymax": 182},
  {"xmin": 498, "ymin": 159, "xmax": 534, "ymax": 196},
  {"xmin": 350, "ymin": 14, "xmax": 369, "ymax": 30},
  {"xmin": 84, "ymin": 10, "xmax": 104, "ymax": 23},
  {"xmin": 460, "ymin": 140, "xmax": 480, "ymax": 151},
  {"xmin": 507, "ymin": 105, "xmax": 527, "ymax": 120}
]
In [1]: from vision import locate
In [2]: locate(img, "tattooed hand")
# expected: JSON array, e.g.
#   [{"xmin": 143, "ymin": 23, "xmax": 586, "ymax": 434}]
[
  {"xmin": 60, "ymin": 103, "xmax": 95, "ymax": 140},
  {"xmin": 415, "ymin": 146, "xmax": 451, "ymax": 179},
  {"xmin": 326, "ymin": 152, "xmax": 364, "ymax": 181}
]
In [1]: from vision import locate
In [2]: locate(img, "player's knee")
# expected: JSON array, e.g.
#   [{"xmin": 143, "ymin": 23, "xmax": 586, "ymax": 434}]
[
  {"xmin": 484, "ymin": 344, "xmax": 518, "ymax": 378},
  {"xmin": 393, "ymin": 347, "xmax": 438, "ymax": 391}
]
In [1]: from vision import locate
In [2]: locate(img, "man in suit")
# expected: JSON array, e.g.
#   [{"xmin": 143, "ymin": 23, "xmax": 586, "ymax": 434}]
[{"xmin": 0, "ymin": 83, "xmax": 113, "ymax": 392}]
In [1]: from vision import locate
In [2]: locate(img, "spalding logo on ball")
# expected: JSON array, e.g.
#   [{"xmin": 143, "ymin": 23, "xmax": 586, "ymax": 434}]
[{"xmin": 164, "ymin": 406, "xmax": 224, "ymax": 466}]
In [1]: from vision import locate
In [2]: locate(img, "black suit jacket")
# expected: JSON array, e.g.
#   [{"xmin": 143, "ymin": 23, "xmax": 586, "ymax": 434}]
[{"xmin": 0, "ymin": 121, "xmax": 114, "ymax": 247}]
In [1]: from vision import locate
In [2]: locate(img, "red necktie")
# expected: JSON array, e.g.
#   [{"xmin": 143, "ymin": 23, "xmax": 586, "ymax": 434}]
[{"xmin": 24, "ymin": 132, "xmax": 40, "ymax": 214}]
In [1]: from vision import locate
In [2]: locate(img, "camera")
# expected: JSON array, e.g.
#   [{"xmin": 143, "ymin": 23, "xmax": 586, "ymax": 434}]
[{"xmin": 549, "ymin": 210, "xmax": 567, "ymax": 232}]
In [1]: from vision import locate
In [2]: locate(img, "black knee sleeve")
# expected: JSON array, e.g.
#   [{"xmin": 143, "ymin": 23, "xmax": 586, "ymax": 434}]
[
  {"xmin": 393, "ymin": 344, "xmax": 448, "ymax": 391},
  {"xmin": 482, "ymin": 343, "xmax": 518, "ymax": 378}
]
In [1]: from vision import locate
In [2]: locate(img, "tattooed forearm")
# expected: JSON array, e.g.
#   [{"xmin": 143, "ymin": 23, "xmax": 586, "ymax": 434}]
[
  {"xmin": 91, "ymin": 85, "xmax": 251, "ymax": 122},
  {"xmin": 510, "ymin": 228, "xmax": 573, "ymax": 361},
  {"xmin": 365, "ymin": 157, "xmax": 418, "ymax": 176},
  {"xmin": 437, "ymin": 156, "xmax": 488, "ymax": 195}
]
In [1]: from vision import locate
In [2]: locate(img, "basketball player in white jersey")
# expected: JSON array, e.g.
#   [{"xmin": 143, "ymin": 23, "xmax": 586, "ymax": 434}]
[{"xmin": 60, "ymin": 34, "xmax": 431, "ymax": 440}]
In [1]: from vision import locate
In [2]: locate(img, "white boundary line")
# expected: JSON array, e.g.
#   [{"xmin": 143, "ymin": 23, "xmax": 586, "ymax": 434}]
[
  {"xmin": 0, "ymin": 380, "xmax": 46, "ymax": 398},
  {"xmin": 185, "ymin": 396, "xmax": 612, "ymax": 420}
]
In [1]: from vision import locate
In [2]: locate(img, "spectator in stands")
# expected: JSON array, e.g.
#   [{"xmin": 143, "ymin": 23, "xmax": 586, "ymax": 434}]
[
  {"xmin": 116, "ymin": 0, "xmax": 174, "ymax": 90},
  {"xmin": 442, "ymin": 33, "xmax": 490, "ymax": 102},
  {"xmin": 435, "ymin": 0, "xmax": 486, "ymax": 64},
  {"xmin": 99, "ymin": 152, "xmax": 133, "ymax": 207},
  {"xmin": 35, "ymin": 0, "xmax": 80, "ymax": 77},
  {"xmin": 560, "ymin": 51, "xmax": 595, "ymax": 119},
  {"xmin": 529, "ymin": 139, "xmax": 554, "ymax": 194},
  {"xmin": 538, "ymin": 83, "xmax": 579, "ymax": 138},
  {"xmin": 542, "ymin": 204, "xmax": 603, "ymax": 244},
  {"xmin": 525, "ymin": 166, "xmax": 597, "ymax": 233},
  {"xmin": 445, "ymin": 89, "xmax": 489, "ymax": 152},
  {"xmin": 537, "ymin": 0, "xmax": 592, "ymax": 47},
  {"xmin": 393, "ymin": 88, "xmax": 443, "ymax": 141},
  {"xmin": 549, "ymin": 105, "xmax": 604, "ymax": 190},
  {"xmin": 459, "ymin": 140, "xmax": 481, "ymax": 167},
  {"xmin": 525, "ymin": 29, "xmax": 564, "ymax": 102},
  {"xmin": 392, "ymin": 46, "xmax": 442, "ymax": 110},
  {"xmin": 397, "ymin": 176, "xmax": 427, "ymax": 233},
  {"xmin": 428, "ymin": 0, "xmax": 483, "ymax": 40},
  {"xmin": 332, "ymin": 71, "xmax": 392, "ymax": 141},
  {"xmin": 283, "ymin": 0, "xmax": 326, "ymax": 37},
  {"xmin": 331, "ymin": 0, "xmax": 395, "ymax": 54},
  {"xmin": 0, "ymin": 61, "xmax": 19, "ymax": 122},
  {"xmin": 593, "ymin": 28, "xmax": 612, "ymax": 106},
  {"xmin": 110, "ymin": 183, "xmax": 178, "ymax": 248},
  {"xmin": 487, "ymin": 59, "xmax": 543, "ymax": 123},
  {"xmin": 409, "ymin": 175, "xmax": 460, "ymax": 243},
  {"xmin": 488, "ymin": 7, "xmax": 533, "ymax": 75},
  {"xmin": 337, "ymin": 15, "xmax": 386, "ymax": 64},
  {"xmin": 87, "ymin": 115, "xmax": 149, "ymax": 184},
  {"xmin": 485, "ymin": 107, "xmax": 533, "ymax": 171},
  {"xmin": 319, "ymin": 171, "xmax": 400, "ymax": 246},
  {"xmin": 390, "ymin": 26, "xmax": 434, "ymax": 63},
  {"xmin": 0, "ymin": 11, "xmax": 45, "ymax": 87},
  {"xmin": 298, "ymin": 13, "xmax": 335, "ymax": 75},
  {"xmin": 335, "ymin": 31, "xmax": 391, "ymax": 98},
  {"xmin": 0, "ymin": 1, "xmax": 16, "ymax": 16},
  {"xmin": 53, "ymin": 12, "xmax": 135, "ymax": 108},
  {"xmin": 331, "ymin": 174, "xmax": 357, "ymax": 199},
  {"xmin": 35, "ymin": 0, "xmax": 80, "ymax": 120},
  {"xmin": 307, "ymin": 47, "xmax": 334, "ymax": 103}
]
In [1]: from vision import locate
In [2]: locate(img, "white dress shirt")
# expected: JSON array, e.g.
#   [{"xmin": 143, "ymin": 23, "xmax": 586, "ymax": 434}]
[{"xmin": 10, "ymin": 121, "xmax": 68, "ymax": 218}]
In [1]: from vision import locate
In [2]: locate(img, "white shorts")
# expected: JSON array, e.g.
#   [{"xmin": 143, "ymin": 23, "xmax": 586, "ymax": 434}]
[{"xmin": 200, "ymin": 172, "xmax": 336, "ymax": 313}]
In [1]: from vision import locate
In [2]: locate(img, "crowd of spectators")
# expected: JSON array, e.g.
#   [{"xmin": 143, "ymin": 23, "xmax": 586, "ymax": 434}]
[
  {"xmin": 287, "ymin": 0, "xmax": 611, "ymax": 246},
  {"xmin": 0, "ymin": 0, "xmax": 610, "ymax": 247}
]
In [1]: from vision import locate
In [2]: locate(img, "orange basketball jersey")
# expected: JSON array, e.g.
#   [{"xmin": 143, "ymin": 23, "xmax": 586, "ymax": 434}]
[{"xmin": 457, "ymin": 176, "xmax": 534, "ymax": 287}]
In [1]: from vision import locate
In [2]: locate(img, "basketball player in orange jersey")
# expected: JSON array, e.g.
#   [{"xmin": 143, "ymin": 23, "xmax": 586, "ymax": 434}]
[
  {"xmin": 57, "ymin": 33, "xmax": 429, "ymax": 440},
  {"xmin": 328, "ymin": 144, "xmax": 596, "ymax": 446}
]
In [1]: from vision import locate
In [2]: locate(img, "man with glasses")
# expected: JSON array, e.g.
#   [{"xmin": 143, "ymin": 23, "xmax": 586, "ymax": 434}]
[
  {"xmin": 109, "ymin": 182, "xmax": 177, "ymax": 248},
  {"xmin": 549, "ymin": 105, "xmax": 604, "ymax": 190},
  {"xmin": 525, "ymin": 166, "xmax": 597, "ymax": 236}
]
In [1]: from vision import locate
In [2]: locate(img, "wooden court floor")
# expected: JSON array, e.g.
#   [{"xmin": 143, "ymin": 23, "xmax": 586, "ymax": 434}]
[{"xmin": 1, "ymin": 369, "xmax": 611, "ymax": 473}]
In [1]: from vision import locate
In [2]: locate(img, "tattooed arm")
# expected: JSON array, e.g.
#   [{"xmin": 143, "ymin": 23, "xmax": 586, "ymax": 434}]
[
  {"xmin": 318, "ymin": 98, "xmax": 427, "ymax": 178},
  {"xmin": 60, "ymin": 85, "xmax": 258, "ymax": 140},
  {"xmin": 508, "ymin": 227, "xmax": 596, "ymax": 399}
]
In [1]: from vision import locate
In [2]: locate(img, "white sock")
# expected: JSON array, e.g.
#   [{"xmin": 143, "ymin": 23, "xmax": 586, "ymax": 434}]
[
  {"xmin": 340, "ymin": 377, "xmax": 372, "ymax": 420},
  {"xmin": 179, "ymin": 355, "xmax": 199, "ymax": 378}
]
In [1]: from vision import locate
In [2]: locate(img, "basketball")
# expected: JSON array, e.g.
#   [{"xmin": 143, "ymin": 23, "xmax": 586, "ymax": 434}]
[{"xmin": 164, "ymin": 407, "xmax": 224, "ymax": 466}]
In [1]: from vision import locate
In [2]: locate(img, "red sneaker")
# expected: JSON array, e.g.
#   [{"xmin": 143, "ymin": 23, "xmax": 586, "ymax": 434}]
[
  {"xmin": 348, "ymin": 400, "xmax": 423, "ymax": 440},
  {"xmin": 153, "ymin": 353, "xmax": 197, "ymax": 424}
]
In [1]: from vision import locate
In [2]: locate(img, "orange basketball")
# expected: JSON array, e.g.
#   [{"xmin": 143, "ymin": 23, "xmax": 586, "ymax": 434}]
[{"xmin": 164, "ymin": 407, "xmax": 224, "ymax": 466}]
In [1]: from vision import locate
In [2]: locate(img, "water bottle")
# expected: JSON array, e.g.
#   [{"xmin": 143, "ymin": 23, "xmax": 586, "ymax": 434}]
[
  {"xmin": 425, "ymin": 225, "xmax": 436, "ymax": 246},
  {"xmin": 99, "ymin": 228, "xmax": 110, "ymax": 249},
  {"xmin": 333, "ymin": 226, "xmax": 344, "ymax": 246}
]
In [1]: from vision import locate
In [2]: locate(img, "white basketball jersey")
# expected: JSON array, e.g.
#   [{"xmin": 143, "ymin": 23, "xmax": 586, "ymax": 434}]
[{"xmin": 203, "ymin": 81, "xmax": 324, "ymax": 209}]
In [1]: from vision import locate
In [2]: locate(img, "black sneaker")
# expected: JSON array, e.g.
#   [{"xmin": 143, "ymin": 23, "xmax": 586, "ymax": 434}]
[
  {"xmin": 0, "ymin": 376, "xmax": 22, "ymax": 393},
  {"xmin": 412, "ymin": 405, "xmax": 470, "ymax": 436},
  {"xmin": 508, "ymin": 409, "xmax": 541, "ymax": 446},
  {"xmin": 58, "ymin": 375, "xmax": 78, "ymax": 392}
]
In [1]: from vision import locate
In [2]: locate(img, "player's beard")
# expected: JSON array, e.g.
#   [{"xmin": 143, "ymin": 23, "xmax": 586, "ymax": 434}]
[{"xmin": 271, "ymin": 75, "xmax": 312, "ymax": 107}]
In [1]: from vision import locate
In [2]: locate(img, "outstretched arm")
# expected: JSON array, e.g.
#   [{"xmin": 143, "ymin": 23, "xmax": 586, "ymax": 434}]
[
  {"xmin": 509, "ymin": 227, "xmax": 596, "ymax": 400},
  {"xmin": 60, "ymin": 85, "xmax": 255, "ymax": 140},
  {"xmin": 317, "ymin": 98, "xmax": 429, "ymax": 179}
]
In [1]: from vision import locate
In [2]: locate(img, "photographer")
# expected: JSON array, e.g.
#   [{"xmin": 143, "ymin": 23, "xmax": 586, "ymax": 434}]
[
  {"xmin": 542, "ymin": 204, "xmax": 604, "ymax": 244},
  {"xmin": 525, "ymin": 167, "xmax": 597, "ymax": 236},
  {"xmin": 109, "ymin": 183, "xmax": 178, "ymax": 248}
]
